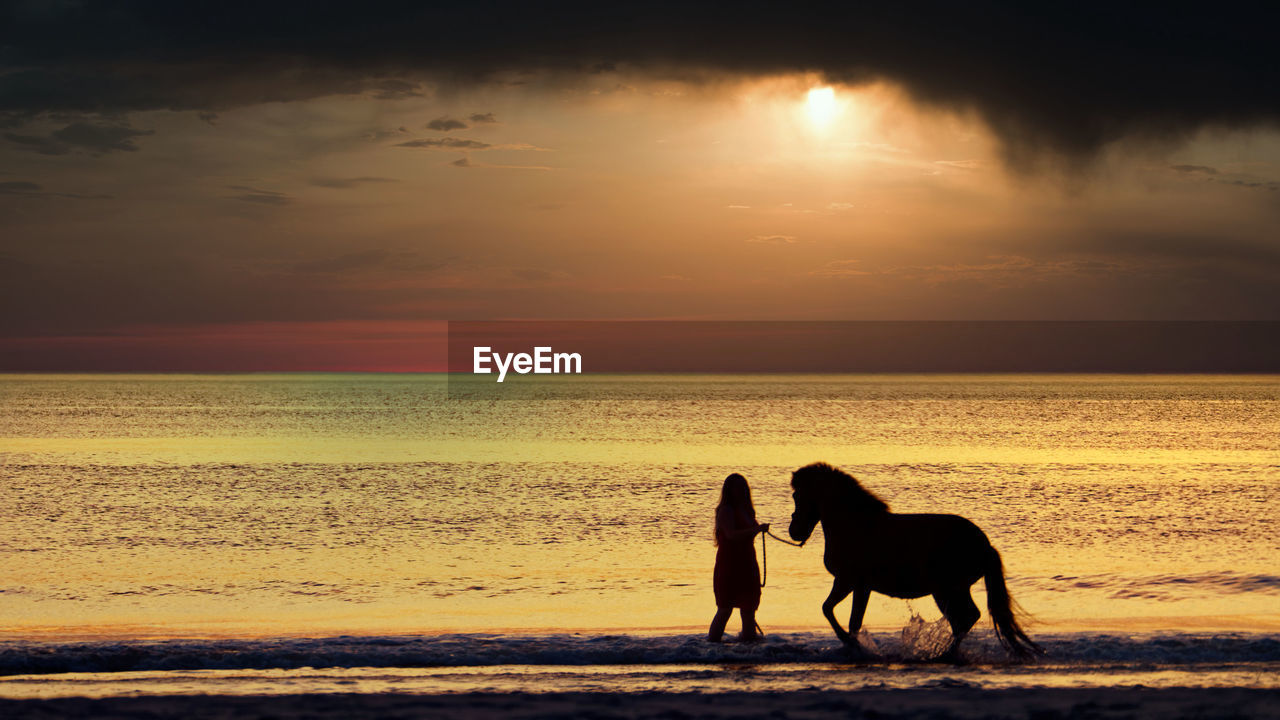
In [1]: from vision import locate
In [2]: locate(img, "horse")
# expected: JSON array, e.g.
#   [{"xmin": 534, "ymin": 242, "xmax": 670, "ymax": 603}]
[{"xmin": 788, "ymin": 462, "xmax": 1043, "ymax": 660}]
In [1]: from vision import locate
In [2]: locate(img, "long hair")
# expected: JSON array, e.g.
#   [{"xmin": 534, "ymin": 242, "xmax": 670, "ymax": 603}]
[{"xmin": 715, "ymin": 472, "xmax": 756, "ymax": 544}]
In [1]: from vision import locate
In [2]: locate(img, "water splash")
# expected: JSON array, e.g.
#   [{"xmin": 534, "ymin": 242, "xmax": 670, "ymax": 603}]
[{"xmin": 898, "ymin": 611, "xmax": 954, "ymax": 660}]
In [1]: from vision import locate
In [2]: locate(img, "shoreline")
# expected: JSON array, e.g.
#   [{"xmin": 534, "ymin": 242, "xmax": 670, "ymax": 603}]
[
  {"xmin": 2, "ymin": 631, "xmax": 1276, "ymax": 686},
  {"xmin": 4, "ymin": 615, "xmax": 1278, "ymax": 643}
]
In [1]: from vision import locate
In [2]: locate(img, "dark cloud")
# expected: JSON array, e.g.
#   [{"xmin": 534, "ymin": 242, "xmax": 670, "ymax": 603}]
[
  {"xmin": 0, "ymin": 181, "xmax": 42, "ymax": 193},
  {"xmin": 468, "ymin": 112, "xmax": 497, "ymax": 124},
  {"xmin": 51, "ymin": 122, "xmax": 153, "ymax": 153},
  {"xmin": 198, "ymin": 111, "xmax": 219, "ymax": 125},
  {"xmin": 1221, "ymin": 178, "xmax": 1280, "ymax": 191},
  {"xmin": 370, "ymin": 78, "xmax": 424, "ymax": 100},
  {"xmin": 3, "ymin": 131, "xmax": 69, "ymax": 154},
  {"xmin": 451, "ymin": 156, "xmax": 471, "ymax": 167},
  {"xmin": 1169, "ymin": 164, "xmax": 1280, "ymax": 190},
  {"xmin": 1, "ymin": 2, "xmax": 1276, "ymax": 166},
  {"xmin": 396, "ymin": 137, "xmax": 491, "ymax": 150},
  {"xmin": 291, "ymin": 249, "xmax": 421, "ymax": 273},
  {"xmin": 1049, "ymin": 231, "xmax": 1280, "ymax": 274},
  {"xmin": 364, "ymin": 126, "xmax": 409, "ymax": 141},
  {"xmin": 0, "ymin": 180, "xmax": 113, "ymax": 199},
  {"xmin": 426, "ymin": 116, "xmax": 467, "ymax": 131},
  {"xmin": 4, "ymin": 122, "xmax": 153, "ymax": 155},
  {"xmin": 308, "ymin": 176, "xmax": 398, "ymax": 189},
  {"xmin": 227, "ymin": 185, "xmax": 291, "ymax": 205}
]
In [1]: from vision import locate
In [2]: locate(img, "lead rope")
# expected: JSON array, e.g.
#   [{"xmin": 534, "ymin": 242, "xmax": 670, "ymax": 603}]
[
  {"xmin": 759, "ymin": 528, "xmax": 805, "ymax": 587},
  {"xmin": 755, "ymin": 527, "xmax": 804, "ymax": 639}
]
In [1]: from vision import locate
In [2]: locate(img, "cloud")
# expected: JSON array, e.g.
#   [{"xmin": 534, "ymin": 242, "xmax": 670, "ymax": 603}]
[
  {"xmin": 2, "ymin": 4, "xmax": 1276, "ymax": 166},
  {"xmin": 0, "ymin": 180, "xmax": 113, "ymax": 199},
  {"xmin": 1220, "ymin": 178, "xmax": 1280, "ymax": 191},
  {"xmin": 934, "ymin": 159, "xmax": 982, "ymax": 171},
  {"xmin": 845, "ymin": 141, "xmax": 911, "ymax": 154},
  {"xmin": 879, "ymin": 256, "xmax": 1068, "ymax": 286},
  {"xmin": 308, "ymin": 176, "xmax": 398, "ymax": 189},
  {"xmin": 3, "ymin": 132, "xmax": 68, "ymax": 154},
  {"xmin": 227, "ymin": 185, "xmax": 291, "ymax": 205},
  {"xmin": 809, "ymin": 255, "xmax": 1127, "ymax": 285},
  {"xmin": 510, "ymin": 267, "xmax": 569, "ymax": 282},
  {"xmin": 291, "ymin": 249, "xmax": 427, "ymax": 273},
  {"xmin": 450, "ymin": 156, "xmax": 550, "ymax": 170},
  {"xmin": 493, "ymin": 142, "xmax": 546, "ymax": 151},
  {"xmin": 426, "ymin": 116, "xmax": 468, "ymax": 131},
  {"xmin": 1168, "ymin": 164, "xmax": 1279, "ymax": 190},
  {"xmin": 747, "ymin": 234, "xmax": 798, "ymax": 244},
  {"xmin": 364, "ymin": 126, "xmax": 409, "ymax": 141},
  {"xmin": 51, "ymin": 122, "xmax": 153, "ymax": 153},
  {"xmin": 370, "ymin": 79, "xmax": 424, "ymax": 100},
  {"xmin": 0, "ymin": 181, "xmax": 41, "ymax": 193},
  {"xmin": 396, "ymin": 137, "xmax": 491, "ymax": 150},
  {"xmin": 468, "ymin": 112, "xmax": 498, "ymax": 124},
  {"xmin": 1067, "ymin": 233, "xmax": 1280, "ymax": 270},
  {"xmin": 810, "ymin": 260, "xmax": 872, "ymax": 277},
  {"xmin": 4, "ymin": 122, "xmax": 153, "ymax": 155}
]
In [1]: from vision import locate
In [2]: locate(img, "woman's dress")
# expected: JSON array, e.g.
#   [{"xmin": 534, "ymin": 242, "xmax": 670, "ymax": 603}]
[{"xmin": 713, "ymin": 508, "xmax": 761, "ymax": 610}]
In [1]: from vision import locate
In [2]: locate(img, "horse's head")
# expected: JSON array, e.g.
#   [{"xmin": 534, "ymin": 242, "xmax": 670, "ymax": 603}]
[
  {"xmin": 788, "ymin": 463, "xmax": 827, "ymax": 543},
  {"xmin": 789, "ymin": 461, "xmax": 888, "ymax": 542}
]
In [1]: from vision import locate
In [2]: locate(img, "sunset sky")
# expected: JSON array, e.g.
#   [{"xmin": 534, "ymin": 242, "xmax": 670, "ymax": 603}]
[{"xmin": 2, "ymin": 3, "xmax": 1277, "ymax": 370}]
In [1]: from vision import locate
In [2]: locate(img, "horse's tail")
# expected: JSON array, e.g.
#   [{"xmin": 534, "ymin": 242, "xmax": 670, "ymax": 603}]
[{"xmin": 983, "ymin": 546, "xmax": 1044, "ymax": 659}]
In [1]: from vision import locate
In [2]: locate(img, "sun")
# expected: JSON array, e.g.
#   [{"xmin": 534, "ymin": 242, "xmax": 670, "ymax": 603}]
[{"xmin": 806, "ymin": 86, "xmax": 838, "ymax": 127}]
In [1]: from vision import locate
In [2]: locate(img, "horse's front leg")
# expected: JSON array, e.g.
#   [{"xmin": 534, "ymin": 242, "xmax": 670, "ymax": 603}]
[
  {"xmin": 846, "ymin": 585, "xmax": 872, "ymax": 658},
  {"xmin": 822, "ymin": 577, "xmax": 854, "ymax": 645}
]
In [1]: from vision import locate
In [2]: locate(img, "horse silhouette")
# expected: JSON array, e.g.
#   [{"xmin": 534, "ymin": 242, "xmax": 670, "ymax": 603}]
[{"xmin": 788, "ymin": 462, "xmax": 1043, "ymax": 660}]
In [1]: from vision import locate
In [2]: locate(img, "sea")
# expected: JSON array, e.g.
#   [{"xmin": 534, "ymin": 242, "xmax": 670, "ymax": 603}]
[{"xmin": 0, "ymin": 373, "xmax": 1277, "ymax": 698}]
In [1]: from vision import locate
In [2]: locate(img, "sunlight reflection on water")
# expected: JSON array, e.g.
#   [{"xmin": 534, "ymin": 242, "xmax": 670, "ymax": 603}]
[{"xmin": 1, "ymin": 374, "xmax": 1277, "ymax": 638}]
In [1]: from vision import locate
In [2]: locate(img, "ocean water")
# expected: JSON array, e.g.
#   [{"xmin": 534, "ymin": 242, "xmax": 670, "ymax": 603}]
[{"xmin": 0, "ymin": 373, "xmax": 1277, "ymax": 695}]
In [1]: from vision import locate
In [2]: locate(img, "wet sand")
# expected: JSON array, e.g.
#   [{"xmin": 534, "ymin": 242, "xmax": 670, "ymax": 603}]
[{"xmin": 1, "ymin": 687, "xmax": 1278, "ymax": 719}]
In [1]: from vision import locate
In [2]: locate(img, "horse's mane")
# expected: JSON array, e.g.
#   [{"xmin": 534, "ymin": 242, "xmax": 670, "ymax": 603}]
[{"xmin": 793, "ymin": 462, "xmax": 890, "ymax": 514}]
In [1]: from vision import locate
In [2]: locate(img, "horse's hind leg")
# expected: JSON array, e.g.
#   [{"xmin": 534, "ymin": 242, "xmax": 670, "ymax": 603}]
[
  {"xmin": 822, "ymin": 577, "xmax": 854, "ymax": 645},
  {"xmin": 933, "ymin": 586, "xmax": 980, "ymax": 662}
]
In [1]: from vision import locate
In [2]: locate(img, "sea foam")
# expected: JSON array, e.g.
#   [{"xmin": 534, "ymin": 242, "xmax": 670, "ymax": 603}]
[{"xmin": 2, "ymin": 631, "xmax": 1277, "ymax": 677}]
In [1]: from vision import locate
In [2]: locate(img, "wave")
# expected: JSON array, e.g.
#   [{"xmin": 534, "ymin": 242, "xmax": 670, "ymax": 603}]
[
  {"xmin": 1038, "ymin": 572, "xmax": 1280, "ymax": 601},
  {"xmin": 2, "ymin": 630, "xmax": 1277, "ymax": 677}
]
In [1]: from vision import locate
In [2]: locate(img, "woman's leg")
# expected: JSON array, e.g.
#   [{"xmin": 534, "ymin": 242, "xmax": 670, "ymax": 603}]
[
  {"xmin": 739, "ymin": 607, "xmax": 760, "ymax": 641},
  {"xmin": 708, "ymin": 606, "xmax": 733, "ymax": 641}
]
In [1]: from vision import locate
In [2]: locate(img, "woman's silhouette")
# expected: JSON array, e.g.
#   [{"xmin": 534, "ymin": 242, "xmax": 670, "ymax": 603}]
[{"xmin": 708, "ymin": 473, "xmax": 769, "ymax": 642}]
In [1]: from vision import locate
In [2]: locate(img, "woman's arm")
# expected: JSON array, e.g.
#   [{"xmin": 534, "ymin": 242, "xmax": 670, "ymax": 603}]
[{"xmin": 717, "ymin": 508, "xmax": 769, "ymax": 541}]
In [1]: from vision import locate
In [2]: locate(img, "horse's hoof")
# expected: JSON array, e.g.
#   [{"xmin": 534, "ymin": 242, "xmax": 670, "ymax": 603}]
[{"xmin": 842, "ymin": 643, "xmax": 873, "ymax": 661}]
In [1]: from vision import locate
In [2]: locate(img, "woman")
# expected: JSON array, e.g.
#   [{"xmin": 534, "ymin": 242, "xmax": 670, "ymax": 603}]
[{"xmin": 708, "ymin": 473, "xmax": 769, "ymax": 642}]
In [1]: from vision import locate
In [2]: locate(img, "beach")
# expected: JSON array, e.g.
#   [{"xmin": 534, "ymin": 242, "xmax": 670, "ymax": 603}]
[{"xmin": 2, "ymin": 687, "xmax": 1278, "ymax": 720}]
